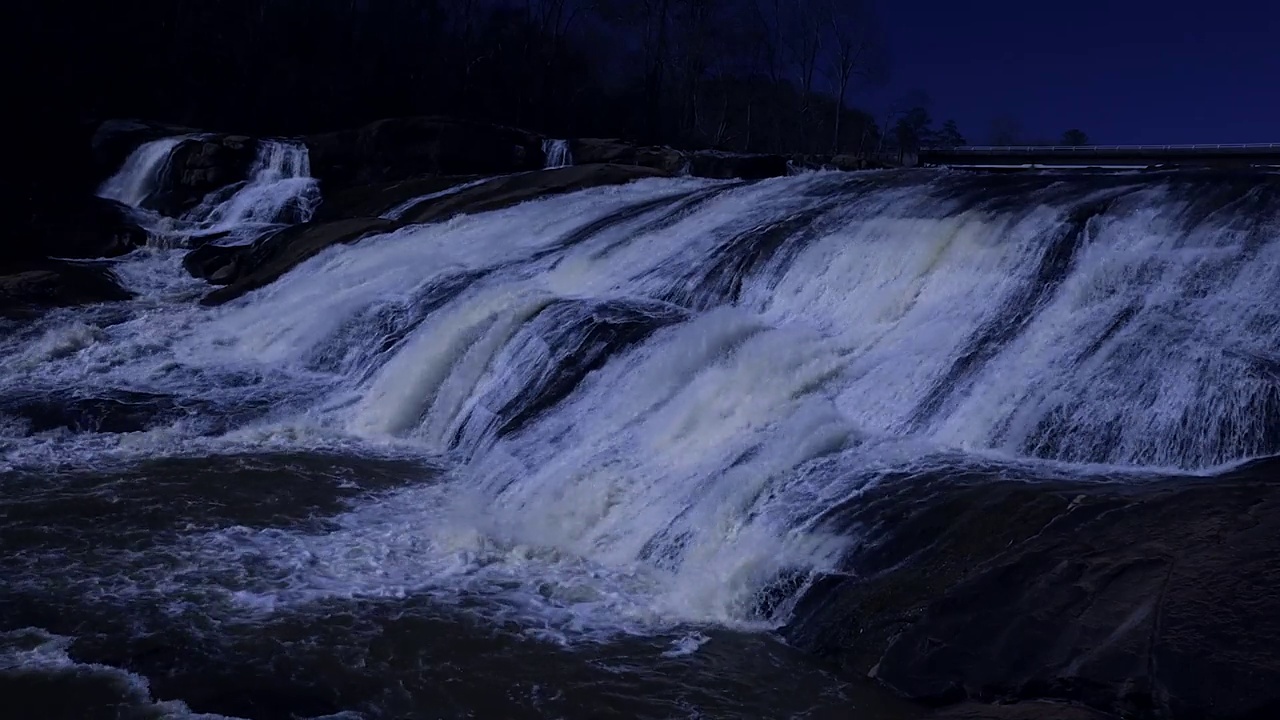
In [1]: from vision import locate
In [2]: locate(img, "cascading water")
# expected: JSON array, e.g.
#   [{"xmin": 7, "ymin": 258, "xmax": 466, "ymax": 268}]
[
  {"xmin": 543, "ymin": 138, "xmax": 572, "ymax": 169},
  {"xmin": 178, "ymin": 140, "xmax": 320, "ymax": 242},
  {"xmin": 96, "ymin": 136, "xmax": 189, "ymax": 207},
  {"xmin": 7, "ymin": 158, "xmax": 1280, "ymax": 717}
]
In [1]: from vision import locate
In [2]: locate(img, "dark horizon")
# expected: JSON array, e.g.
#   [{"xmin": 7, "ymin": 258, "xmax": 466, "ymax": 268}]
[{"xmin": 868, "ymin": 0, "xmax": 1280, "ymax": 145}]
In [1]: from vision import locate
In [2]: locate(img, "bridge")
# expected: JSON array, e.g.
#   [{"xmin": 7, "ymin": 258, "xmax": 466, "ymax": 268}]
[{"xmin": 919, "ymin": 143, "xmax": 1280, "ymax": 169}]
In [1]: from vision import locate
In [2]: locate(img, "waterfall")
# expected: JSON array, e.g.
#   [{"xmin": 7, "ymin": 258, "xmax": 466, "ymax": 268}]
[
  {"xmin": 543, "ymin": 139, "xmax": 572, "ymax": 169},
  {"xmin": 96, "ymin": 137, "xmax": 188, "ymax": 208},
  {"xmin": 9, "ymin": 167, "xmax": 1280, "ymax": 628},
  {"xmin": 180, "ymin": 140, "xmax": 319, "ymax": 240}
]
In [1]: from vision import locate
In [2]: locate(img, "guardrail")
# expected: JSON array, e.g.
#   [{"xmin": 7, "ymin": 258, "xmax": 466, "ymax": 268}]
[{"xmin": 937, "ymin": 143, "xmax": 1280, "ymax": 154}]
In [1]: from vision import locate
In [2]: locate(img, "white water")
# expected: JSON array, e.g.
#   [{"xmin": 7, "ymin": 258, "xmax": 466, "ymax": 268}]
[
  {"xmin": 381, "ymin": 177, "xmax": 501, "ymax": 220},
  {"xmin": 9, "ymin": 168, "xmax": 1280, "ymax": 635},
  {"xmin": 542, "ymin": 139, "xmax": 572, "ymax": 169},
  {"xmin": 97, "ymin": 137, "xmax": 189, "ymax": 207},
  {"xmin": 177, "ymin": 140, "xmax": 319, "ymax": 242}
]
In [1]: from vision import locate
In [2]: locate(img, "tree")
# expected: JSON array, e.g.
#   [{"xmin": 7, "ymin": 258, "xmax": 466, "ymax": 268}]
[
  {"xmin": 934, "ymin": 119, "xmax": 965, "ymax": 148},
  {"xmin": 989, "ymin": 114, "xmax": 1023, "ymax": 146},
  {"xmin": 894, "ymin": 106, "xmax": 932, "ymax": 162},
  {"xmin": 820, "ymin": 0, "xmax": 888, "ymax": 153},
  {"xmin": 1060, "ymin": 128, "xmax": 1090, "ymax": 146}
]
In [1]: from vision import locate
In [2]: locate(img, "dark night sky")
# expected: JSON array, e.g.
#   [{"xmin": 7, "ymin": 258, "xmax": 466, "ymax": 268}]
[{"xmin": 867, "ymin": 0, "xmax": 1280, "ymax": 144}]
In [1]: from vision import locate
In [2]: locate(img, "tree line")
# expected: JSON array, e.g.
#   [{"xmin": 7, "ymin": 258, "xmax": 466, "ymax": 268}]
[{"xmin": 20, "ymin": 0, "xmax": 919, "ymax": 157}]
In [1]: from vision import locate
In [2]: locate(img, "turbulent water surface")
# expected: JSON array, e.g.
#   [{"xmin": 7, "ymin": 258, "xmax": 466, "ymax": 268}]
[{"xmin": 4, "ymin": 139, "xmax": 1280, "ymax": 718}]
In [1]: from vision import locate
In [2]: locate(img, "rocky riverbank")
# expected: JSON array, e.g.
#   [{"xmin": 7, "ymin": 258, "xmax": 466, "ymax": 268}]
[
  {"xmin": 8, "ymin": 115, "xmax": 864, "ymax": 316},
  {"xmin": 783, "ymin": 458, "xmax": 1280, "ymax": 720}
]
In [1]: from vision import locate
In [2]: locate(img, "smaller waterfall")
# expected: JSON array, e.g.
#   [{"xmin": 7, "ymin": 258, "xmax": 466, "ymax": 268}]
[
  {"xmin": 97, "ymin": 137, "xmax": 188, "ymax": 208},
  {"xmin": 180, "ymin": 140, "xmax": 320, "ymax": 242},
  {"xmin": 543, "ymin": 139, "xmax": 572, "ymax": 169}
]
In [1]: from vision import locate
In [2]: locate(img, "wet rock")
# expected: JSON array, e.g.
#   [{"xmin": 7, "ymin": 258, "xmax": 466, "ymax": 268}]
[
  {"xmin": 782, "ymin": 459, "xmax": 1280, "ymax": 720},
  {"xmin": 305, "ymin": 116, "xmax": 544, "ymax": 191},
  {"xmin": 397, "ymin": 163, "xmax": 670, "ymax": 225},
  {"xmin": 931, "ymin": 702, "xmax": 1117, "ymax": 719},
  {"xmin": 0, "ymin": 261, "xmax": 133, "ymax": 318},
  {"xmin": 0, "ymin": 389, "xmax": 179, "ymax": 434},
  {"xmin": 23, "ymin": 197, "xmax": 150, "ymax": 261},
  {"xmin": 198, "ymin": 217, "xmax": 398, "ymax": 305},
  {"xmin": 314, "ymin": 174, "xmax": 480, "ymax": 221},
  {"xmin": 143, "ymin": 136, "xmax": 257, "ymax": 216},
  {"xmin": 689, "ymin": 150, "xmax": 788, "ymax": 180},
  {"xmin": 192, "ymin": 164, "xmax": 668, "ymax": 304},
  {"xmin": 570, "ymin": 138, "xmax": 687, "ymax": 174}
]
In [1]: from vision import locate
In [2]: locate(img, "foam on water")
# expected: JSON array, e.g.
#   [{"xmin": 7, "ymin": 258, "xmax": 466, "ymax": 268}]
[
  {"xmin": 0, "ymin": 629, "xmax": 240, "ymax": 719},
  {"xmin": 9, "ymin": 166, "xmax": 1280, "ymax": 638}
]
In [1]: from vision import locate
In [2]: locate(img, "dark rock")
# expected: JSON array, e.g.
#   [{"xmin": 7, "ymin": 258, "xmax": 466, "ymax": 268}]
[
  {"xmin": 931, "ymin": 702, "xmax": 1118, "ymax": 719},
  {"xmin": 398, "ymin": 164, "xmax": 671, "ymax": 225},
  {"xmin": 182, "ymin": 242, "xmax": 248, "ymax": 284},
  {"xmin": 23, "ymin": 197, "xmax": 149, "ymax": 261},
  {"xmin": 570, "ymin": 138, "xmax": 687, "ymax": 174},
  {"xmin": 193, "ymin": 164, "xmax": 668, "ymax": 304},
  {"xmin": 305, "ymin": 116, "xmax": 544, "ymax": 191},
  {"xmin": 689, "ymin": 150, "xmax": 788, "ymax": 180},
  {"xmin": 0, "ymin": 260, "xmax": 133, "ymax": 318},
  {"xmin": 0, "ymin": 389, "xmax": 179, "ymax": 434},
  {"xmin": 199, "ymin": 218, "xmax": 398, "ymax": 306},
  {"xmin": 90, "ymin": 119, "xmax": 197, "ymax": 181},
  {"xmin": 830, "ymin": 154, "xmax": 873, "ymax": 171},
  {"xmin": 315, "ymin": 174, "xmax": 480, "ymax": 221},
  {"xmin": 782, "ymin": 460, "xmax": 1280, "ymax": 720},
  {"xmin": 143, "ymin": 136, "xmax": 256, "ymax": 216}
]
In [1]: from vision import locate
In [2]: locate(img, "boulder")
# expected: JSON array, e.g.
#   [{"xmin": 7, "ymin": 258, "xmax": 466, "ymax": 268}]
[
  {"xmin": 23, "ymin": 197, "xmax": 149, "ymax": 261},
  {"xmin": 198, "ymin": 218, "xmax": 398, "ymax": 306},
  {"xmin": 314, "ymin": 174, "xmax": 480, "ymax": 222},
  {"xmin": 305, "ymin": 116, "xmax": 544, "ymax": 191},
  {"xmin": 143, "ymin": 136, "xmax": 256, "ymax": 216},
  {"xmin": 782, "ymin": 459, "xmax": 1280, "ymax": 720},
  {"xmin": 570, "ymin": 139, "xmax": 687, "ymax": 174},
  {"xmin": 689, "ymin": 150, "xmax": 788, "ymax": 180},
  {"xmin": 398, "ymin": 164, "xmax": 671, "ymax": 225},
  {"xmin": 0, "ymin": 260, "xmax": 133, "ymax": 318}
]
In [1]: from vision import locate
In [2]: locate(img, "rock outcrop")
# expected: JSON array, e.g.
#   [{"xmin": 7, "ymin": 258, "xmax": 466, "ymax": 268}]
[
  {"xmin": 570, "ymin": 139, "xmax": 687, "ymax": 175},
  {"xmin": 90, "ymin": 119, "xmax": 198, "ymax": 180},
  {"xmin": 194, "ymin": 163, "xmax": 670, "ymax": 305},
  {"xmin": 782, "ymin": 459, "xmax": 1280, "ymax": 720},
  {"xmin": 143, "ymin": 136, "xmax": 257, "ymax": 216},
  {"xmin": 0, "ymin": 260, "xmax": 133, "ymax": 318},
  {"xmin": 396, "ymin": 163, "xmax": 670, "ymax": 225},
  {"xmin": 305, "ymin": 117, "xmax": 545, "ymax": 191},
  {"xmin": 689, "ymin": 150, "xmax": 789, "ymax": 180},
  {"xmin": 314, "ymin": 175, "xmax": 480, "ymax": 221},
  {"xmin": 24, "ymin": 197, "xmax": 150, "ymax": 260},
  {"xmin": 197, "ymin": 217, "xmax": 398, "ymax": 305}
]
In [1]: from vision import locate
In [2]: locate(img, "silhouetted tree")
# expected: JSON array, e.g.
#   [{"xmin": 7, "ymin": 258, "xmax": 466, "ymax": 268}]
[
  {"xmin": 934, "ymin": 119, "xmax": 966, "ymax": 148},
  {"xmin": 894, "ymin": 106, "xmax": 933, "ymax": 162},
  {"xmin": 1060, "ymin": 128, "xmax": 1090, "ymax": 146},
  {"xmin": 821, "ymin": 0, "xmax": 888, "ymax": 153},
  {"xmin": 16, "ymin": 0, "xmax": 897, "ymax": 160}
]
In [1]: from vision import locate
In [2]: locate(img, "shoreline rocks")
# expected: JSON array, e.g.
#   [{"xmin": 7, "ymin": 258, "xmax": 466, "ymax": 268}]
[
  {"xmin": 782, "ymin": 458, "xmax": 1280, "ymax": 720},
  {"xmin": 195, "ymin": 163, "xmax": 671, "ymax": 306},
  {"xmin": 0, "ymin": 260, "xmax": 134, "ymax": 318}
]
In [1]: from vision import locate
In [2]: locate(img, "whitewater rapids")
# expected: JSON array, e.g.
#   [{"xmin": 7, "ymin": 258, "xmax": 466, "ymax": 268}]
[{"xmin": 5, "ymin": 149, "xmax": 1280, "ymax": 641}]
